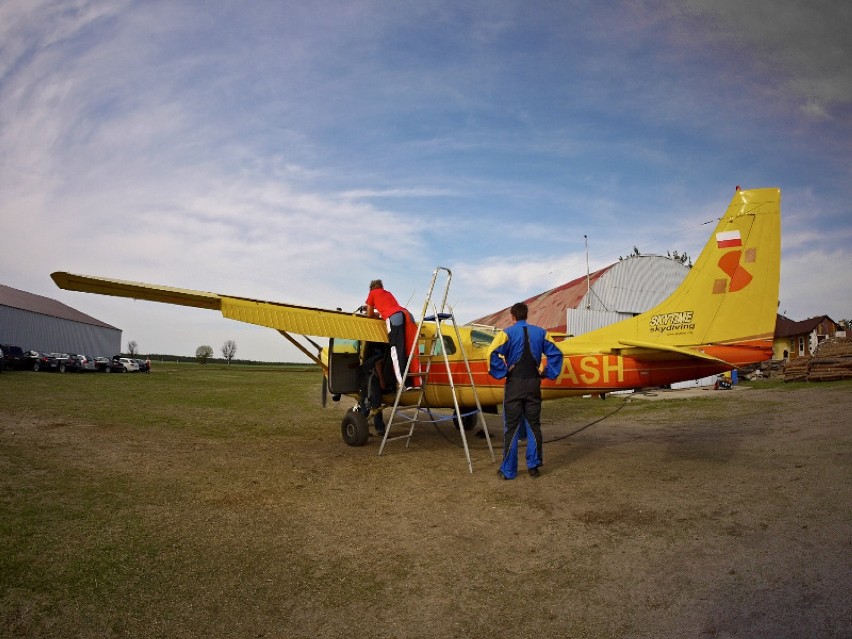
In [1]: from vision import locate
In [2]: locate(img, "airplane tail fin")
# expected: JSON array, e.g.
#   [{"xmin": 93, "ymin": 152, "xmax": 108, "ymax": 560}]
[{"xmin": 580, "ymin": 187, "xmax": 781, "ymax": 363}]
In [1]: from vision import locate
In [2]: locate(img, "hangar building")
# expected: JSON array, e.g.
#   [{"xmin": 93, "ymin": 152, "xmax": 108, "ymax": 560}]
[
  {"xmin": 473, "ymin": 255, "xmax": 690, "ymax": 336},
  {"xmin": 0, "ymin": 283, "xmax": 121, "ymax": 356}
]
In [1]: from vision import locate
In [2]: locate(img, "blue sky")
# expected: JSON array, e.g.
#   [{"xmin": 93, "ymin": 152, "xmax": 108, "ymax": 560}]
[{"xmin": 1, "ymin": 0, "xmax": 850, "ymax": 361}]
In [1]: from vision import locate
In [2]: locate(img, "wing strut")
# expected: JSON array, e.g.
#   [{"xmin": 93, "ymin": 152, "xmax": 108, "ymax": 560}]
[{"xmin": 278, "ymin": 331, "xmax": 325, "ymax": 369}]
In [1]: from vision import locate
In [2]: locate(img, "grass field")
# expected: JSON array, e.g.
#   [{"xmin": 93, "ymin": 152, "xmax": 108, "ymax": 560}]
[{"xmin": 2, "ymin": 365, "xmax": 850, "ymax": 638}]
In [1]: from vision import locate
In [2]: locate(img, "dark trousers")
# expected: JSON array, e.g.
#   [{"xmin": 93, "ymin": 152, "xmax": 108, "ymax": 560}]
[
  {"xmin": 385, "ymin": 311, "xmax": 408, "ymax": 387},
  {"xmin": 500, "ymin": 376, "xmax": 543, "ymax": 477}
]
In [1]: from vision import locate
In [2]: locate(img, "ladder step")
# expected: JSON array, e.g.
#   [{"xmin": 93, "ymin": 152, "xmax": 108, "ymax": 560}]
[
  {"xmin": 424, "ymin": 313, "xmax": 454, "ymax": 321},
  {"xmin": 383, "ymin": 433, "xmax": 413, "ymax": 443}
]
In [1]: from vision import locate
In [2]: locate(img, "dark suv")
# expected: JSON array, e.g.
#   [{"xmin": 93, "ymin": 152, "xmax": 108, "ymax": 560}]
[{"xmin": 1, "ymin": 344, "xmax": 25, "ymax": 370}]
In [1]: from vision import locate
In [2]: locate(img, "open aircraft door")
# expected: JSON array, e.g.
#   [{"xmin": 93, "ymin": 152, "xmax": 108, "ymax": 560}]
[
  {"xmin": 326, "ymin": 338, "xmax": 362, "ymax": 396},
  {"xmin": 327, "ymin": 338, "xmax": 371, "ymax": 447}
]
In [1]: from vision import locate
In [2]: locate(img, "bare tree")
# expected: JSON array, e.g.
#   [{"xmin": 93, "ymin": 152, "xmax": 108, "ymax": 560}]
[
  {"xmin": 196, "ymin": 345, "xmax": 214, "ymax": 364},
  {"xmin": 127, "ymin": 340, "xmax": 138, "ymax": 356},
  {"xmin": 222, "ymin": 340, "xmax": 237, "ymax": 364}
]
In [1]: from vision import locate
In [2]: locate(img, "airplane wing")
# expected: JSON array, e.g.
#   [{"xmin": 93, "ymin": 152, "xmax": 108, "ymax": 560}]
[{"xmin": 50, "ymin": 272, "xmax": 389, "ymax": 343}]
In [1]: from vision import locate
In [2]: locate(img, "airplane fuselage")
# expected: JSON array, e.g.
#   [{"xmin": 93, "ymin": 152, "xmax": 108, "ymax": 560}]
[{"xmin": 376, "ymin": 323, "xmax": 771, "ymax": 410}]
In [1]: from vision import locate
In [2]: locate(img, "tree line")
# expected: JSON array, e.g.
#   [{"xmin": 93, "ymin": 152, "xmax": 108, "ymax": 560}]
[{"xmin": 122, "ymin": 339, "xmax": 306, "ymax": 366}]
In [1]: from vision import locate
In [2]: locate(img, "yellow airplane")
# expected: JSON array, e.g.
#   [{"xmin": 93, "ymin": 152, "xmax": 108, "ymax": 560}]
[{"xmin": 52, "ymin": 187, "xmax": 780, "ymax": 448}]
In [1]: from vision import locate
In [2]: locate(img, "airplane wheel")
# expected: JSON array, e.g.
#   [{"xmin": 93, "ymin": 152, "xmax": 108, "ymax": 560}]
[
  {"xmin": 453, "ymin": 410, "xmax": 478, "ymax": 431},
  {"xmin": 341, "ymin": 408, "xmax": 369, "ymax": 447}
]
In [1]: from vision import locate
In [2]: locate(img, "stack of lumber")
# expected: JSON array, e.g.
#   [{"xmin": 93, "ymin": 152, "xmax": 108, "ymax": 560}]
[
  {"xmin": 808, "ymin": 336, "xmax": 852, "ymax": 381},
  {"xmin": 815, "ymin": 336, "xmax": 852, "ymax": 358},
  {"xmin": 784, "ymin": 336, "xmax": 852, "ymax": 382},
  {"xmin": 783, "ymin": 356, "xmax": 811, "ymax": 382}
]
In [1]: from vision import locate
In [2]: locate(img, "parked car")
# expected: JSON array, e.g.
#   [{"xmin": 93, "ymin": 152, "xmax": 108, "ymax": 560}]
[
  {"xmin": 65, "ymin": 353, "xmax": 82, "ymax": 372},
  {"xmin": 70, "ymin": 354, "xmax": 98, "ymax": 372},
  {"xmin": 21, "ymin": 350, "xmax": 43, "ymax": 371},
  {"xmin": 93, "ymin": 357, "xmax": 124, "ymax": 373},
  {"xmin": 1, "ymin": 344, "xmax": 25, "ymax": 370},
  {"xmin": 116, "ymin": 357, "xmax": 140, "ymax": 373},
  {"xmin": 49, "ymin": 353, "xmax": 77, "ymax": 373},
  {"xmin": 0, "ymin": 346, "xmax": 4, "ymax": 373},
  {"xmin": 30, "ymin": 352, "xmax": 59, "ymax": 372},
  {"xmin": 134, "ymin": 358, "xmax": 150, "ymax": 373},
  {"xmin": 108, "ymin": 359, "xmax": 128, "ymax": 372}
]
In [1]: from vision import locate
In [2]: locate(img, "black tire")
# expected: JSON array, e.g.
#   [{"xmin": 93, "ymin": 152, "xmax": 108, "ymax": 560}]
[
  {"xmin": 58, "ymin": 363, "xmax": 66, "ymax": 373},
  {"xmin": 33, "ymin": 362, "xmax": 40, "ymax": 372},
  {"xmin": 341, "ymin": 408, "xmax": 370, "ymax": 447},
  {"xmin": 453, "ymin": 410, "xmax": 479, "ymax": 431}
]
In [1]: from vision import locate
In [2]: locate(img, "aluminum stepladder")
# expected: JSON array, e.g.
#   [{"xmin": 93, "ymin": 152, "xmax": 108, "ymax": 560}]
[{"xmin": 378, "ymin": 267, "xmax": 495, "ymax": 473}]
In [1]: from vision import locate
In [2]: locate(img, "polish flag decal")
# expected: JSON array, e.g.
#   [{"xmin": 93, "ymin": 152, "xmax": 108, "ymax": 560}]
[{"xmin": 716, "ymin": 230, "xmax": 742, "ymax": 248}]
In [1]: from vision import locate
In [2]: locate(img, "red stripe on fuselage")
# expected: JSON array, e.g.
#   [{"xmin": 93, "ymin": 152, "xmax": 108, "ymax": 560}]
[{"xmin": 411, "ymin": 339, "xmax": 772, "ymax": 403}]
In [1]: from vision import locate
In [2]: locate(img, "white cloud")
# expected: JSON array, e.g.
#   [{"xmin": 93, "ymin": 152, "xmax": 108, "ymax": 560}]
[
  {"xmin": 780, "ymin": 248, "xmax": 852, "ymax": 322},
  {"xmin": 449, "ymin": 252, "xmax": 591, "ymax": 322}
]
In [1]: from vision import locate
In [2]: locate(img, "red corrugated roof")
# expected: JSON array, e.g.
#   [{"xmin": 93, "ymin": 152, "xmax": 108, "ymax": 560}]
[
  {"xmin": 472, "ymin": 264, "xmax": 614, "ymax": 333},
  {"xmin": 0, "ymin": 283, "xmax": 118, "ymax": 330}
]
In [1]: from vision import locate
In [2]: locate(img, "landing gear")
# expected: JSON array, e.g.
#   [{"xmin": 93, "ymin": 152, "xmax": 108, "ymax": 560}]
[
  {"xmin": 453, "ymin": 410, "xmax": 478, "ymax": 431},
  {"xmin": 341, "ymin": 407, "xmax": 370, "ymax": 447}
]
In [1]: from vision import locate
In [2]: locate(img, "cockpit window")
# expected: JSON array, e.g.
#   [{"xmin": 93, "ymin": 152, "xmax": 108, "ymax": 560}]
[
  {"xmin": 331, "ymin": 338, "xmax": 359, "ymax": 354},
  {"xmin": 470, "ymin": 329, "xmax": 496, "ymax": 347},
  {"xmin": 437, "ymin": 335, "xmax": 456, "ymax": 355},
  {"xmin": 421, "ymin": 335, "xmax": 457, "ymax": 356}
]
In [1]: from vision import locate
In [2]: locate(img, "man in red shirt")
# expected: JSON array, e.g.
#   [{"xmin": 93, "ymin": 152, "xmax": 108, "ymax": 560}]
[{"xmin": 365, "ymin": 279, "xmax": 419, "ymax": 389}]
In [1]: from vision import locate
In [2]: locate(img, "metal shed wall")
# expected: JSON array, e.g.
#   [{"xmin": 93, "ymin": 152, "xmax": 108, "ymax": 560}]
[
  {"xmin": 566, "ymin": 308, "xmax": 627, "ymax": 336},
  {"xmin": 565, "ymin": 257, "xmax": 688, "ymax": 335},
  {"xmin": 578, "ymin": 256, "xmax": 689, "ymax": 314},
  {"xmin": 0, "ymin": 305, "xmax": 122, "ymax": 356},
  {"xmin": 472, "ymin": 256, "xmax": 689, "ymax": 335}
]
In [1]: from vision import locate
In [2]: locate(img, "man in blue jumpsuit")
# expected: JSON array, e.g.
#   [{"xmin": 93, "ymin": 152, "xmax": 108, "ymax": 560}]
[{"xmin": 488, "ymin": 302, "xmax": 563, "ymax": 479}]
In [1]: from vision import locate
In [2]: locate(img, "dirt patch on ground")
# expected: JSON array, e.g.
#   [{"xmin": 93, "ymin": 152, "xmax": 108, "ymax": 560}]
[{"xmin": 3, "ymin": 382, "xmax": 851, "ymax": 638}]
